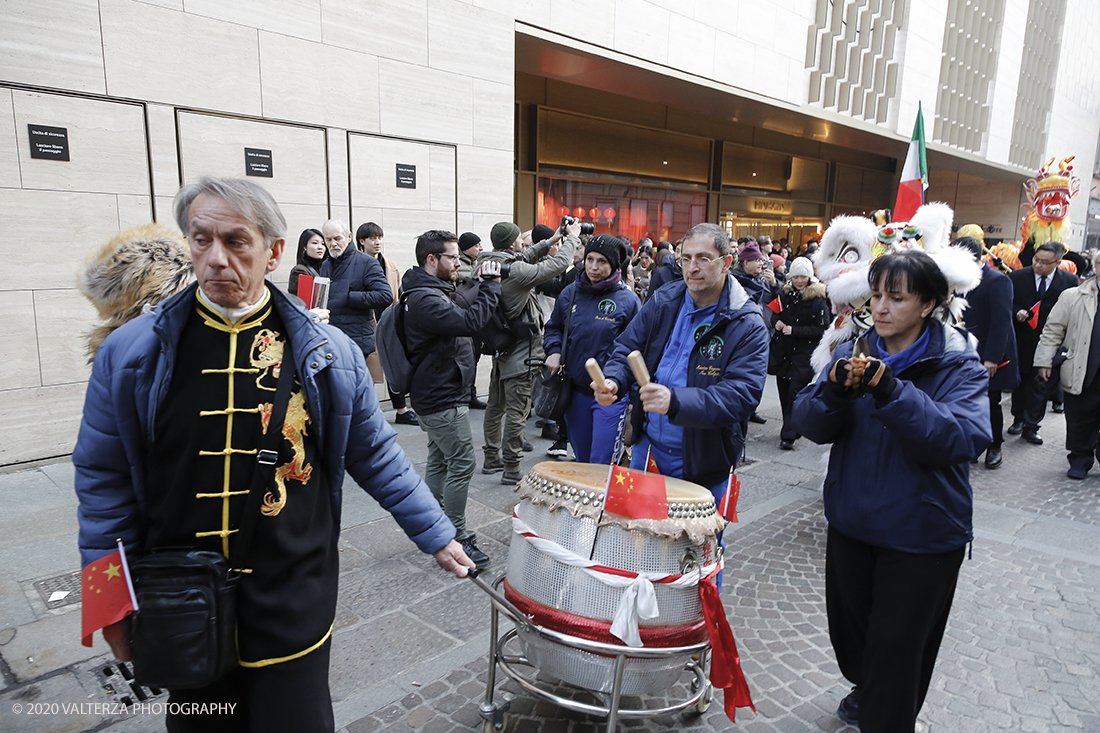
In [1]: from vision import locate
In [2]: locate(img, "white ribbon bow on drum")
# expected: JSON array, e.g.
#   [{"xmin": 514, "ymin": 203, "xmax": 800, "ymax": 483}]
[{"xmin": 512, "ymin": 511, "xmax": 721, "ymax": 647}]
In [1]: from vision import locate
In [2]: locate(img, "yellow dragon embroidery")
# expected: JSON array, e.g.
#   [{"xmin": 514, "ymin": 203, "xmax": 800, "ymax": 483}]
[{"xmin": 252, "ymin": 329, "xmax": 312, "ymax": 517}]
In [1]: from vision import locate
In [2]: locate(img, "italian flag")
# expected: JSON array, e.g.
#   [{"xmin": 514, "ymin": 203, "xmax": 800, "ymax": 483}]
[{"xmin": 893, "ymin": 103, "xmax": 928, "ymax": 223}]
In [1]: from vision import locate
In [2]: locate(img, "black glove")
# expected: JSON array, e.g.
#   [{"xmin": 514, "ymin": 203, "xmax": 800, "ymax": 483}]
[
  {"xmin": 825, "ymin": 358, "xmax": 854, "ymax": 399},
  {"xmin": 861, "ymin": 358, "xmax": 896, "ymax": 401}
]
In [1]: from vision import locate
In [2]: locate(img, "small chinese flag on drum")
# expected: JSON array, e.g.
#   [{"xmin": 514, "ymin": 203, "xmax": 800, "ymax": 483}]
[
  {"xmin": 604, "ymin": 465, "xmax": 667, "ymax": 520},
  {"xmin": 719, "ymin": 470, "xmax": 741, "ymax": 523},
  {"xmin": 81, "ymin": 547, "xmax": 135, "ymax": 647},
  {"xmin": 644, "ymin": 447, "xmax": 662, "ymax": 475}
]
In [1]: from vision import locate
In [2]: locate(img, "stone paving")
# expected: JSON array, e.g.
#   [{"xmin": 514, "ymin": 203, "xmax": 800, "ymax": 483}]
[{"xmin": 0, "ymin": 377, "xmax": 1098, "ymax": 733}]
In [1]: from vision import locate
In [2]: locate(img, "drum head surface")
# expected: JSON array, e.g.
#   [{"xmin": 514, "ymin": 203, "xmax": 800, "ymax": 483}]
[{"xmin": 531, "ymin": 461, "xmax": 711, "ymax": 502}]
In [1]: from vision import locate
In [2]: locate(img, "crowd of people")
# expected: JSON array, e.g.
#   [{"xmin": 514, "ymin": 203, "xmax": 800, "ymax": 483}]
[{"xmin": 73, "ymin": 174, "xmax": 1100, "ymax": 733}]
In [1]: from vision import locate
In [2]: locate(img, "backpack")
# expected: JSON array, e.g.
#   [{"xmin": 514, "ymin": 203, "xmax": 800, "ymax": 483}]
[
  {"xmin": 453, "ymin": 279, "xmax": 533, "ymax": 356},
  {"xmin": 375, "ymin": 288, "xmax": 435, "ymax": 394}
]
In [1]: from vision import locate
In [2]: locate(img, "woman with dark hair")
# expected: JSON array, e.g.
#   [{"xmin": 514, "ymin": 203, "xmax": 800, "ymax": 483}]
[
  {"xmin": 288, "ymin": 228, "xmax": 327, "ymax": 297},
  {"xmin": 543, "ymin": 234, "xmax": 641, "ymax": 463},
  {"xmin": 794, "ymin": 249, "xmax": 991, "ymax": 732}
]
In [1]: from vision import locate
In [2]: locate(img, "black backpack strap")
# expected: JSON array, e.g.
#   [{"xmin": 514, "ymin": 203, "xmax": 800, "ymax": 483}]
[{"xmin": 396, "ymin": 288, "xmax": 442, "ymax": 376}]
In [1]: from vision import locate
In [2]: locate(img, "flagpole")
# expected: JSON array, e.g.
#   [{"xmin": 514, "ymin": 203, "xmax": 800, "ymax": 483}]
[
  {"xmin": 115, "ymin": 538, "xmax": 138, "ymax": 612},
  {"xmin": 589, "ymin": 464, "xmax": 614, "ymax": 561}
]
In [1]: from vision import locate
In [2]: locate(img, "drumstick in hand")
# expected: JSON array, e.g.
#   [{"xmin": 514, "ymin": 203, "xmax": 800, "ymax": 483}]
[
  {"xmin": 585, "ymin": 358, "xmax": 605, "ymax": 387},
  {"xmin": 627, "ymin": 350, "xmax": 650, "ymax": 386}
]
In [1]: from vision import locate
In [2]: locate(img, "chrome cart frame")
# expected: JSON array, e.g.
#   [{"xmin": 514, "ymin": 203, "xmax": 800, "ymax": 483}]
[{"xmin": 468, "ymin": 570, "xmax": 713, "ymax": 733}]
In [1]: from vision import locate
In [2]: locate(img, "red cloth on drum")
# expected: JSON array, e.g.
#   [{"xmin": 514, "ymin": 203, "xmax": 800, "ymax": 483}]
[{"xmin": 700, "ymin": 572, "xmax": 755, "ymax": 720}]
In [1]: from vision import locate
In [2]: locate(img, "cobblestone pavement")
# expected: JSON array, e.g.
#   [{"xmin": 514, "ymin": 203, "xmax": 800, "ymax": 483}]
[{"xmin": 1, "ymin": 379, "xmax": 1098, "ymax": 733}]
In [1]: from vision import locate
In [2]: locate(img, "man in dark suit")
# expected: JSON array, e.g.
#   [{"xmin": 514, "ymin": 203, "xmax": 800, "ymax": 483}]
[
  {"xmin": 1008, "ymin": 241, "xmax": 1078, "ymax": 444},
  {"xmin": 957, "ymin": 238, "xmax": 1020, "ymax": 468}
]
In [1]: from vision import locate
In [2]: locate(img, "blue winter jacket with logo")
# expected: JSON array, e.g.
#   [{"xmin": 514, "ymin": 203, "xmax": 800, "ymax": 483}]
[
  {"xmin": 793, "ymin": 321, "xmax": 992, "ymax": 553},
  {"xmin": 73, "ymin": 282, "xmax": 454, "ymax": 566},
  {"xmin": 601, "ymin": 275, "xmax": 770, "ymax": 488}
]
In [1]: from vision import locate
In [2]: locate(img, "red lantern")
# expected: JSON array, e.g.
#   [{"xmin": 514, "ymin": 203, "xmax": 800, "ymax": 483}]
[
  {"xmin": 589, "ymin": 208, "xmax": 599, "ymax": 218},
  {"xmin": 558, "ymin": 206, "xmax": 569, "ymax": 217},
  {"xmin": 573, "ymin": 207, "xmax": 586, "ymax": 218},
  {"xmin": 604, "ymin": 208, "xmax": 616, "ymax": 219}
]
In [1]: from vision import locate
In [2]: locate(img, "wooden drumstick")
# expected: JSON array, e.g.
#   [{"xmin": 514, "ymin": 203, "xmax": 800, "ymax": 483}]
[
  {"xmin": 585, "ymin": 358, "xmax": 605, "ymax": 387},
  {"xmin": 627, "ymin": 350, "xmax": 650, "ymax": 387}
]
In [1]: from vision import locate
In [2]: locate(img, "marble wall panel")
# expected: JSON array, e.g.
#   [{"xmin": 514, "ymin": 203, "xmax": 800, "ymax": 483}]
[
  {"xmin": 427, "ymin": 0, "xmax": 514, "ymax": 86},
  {"xmin": 0, "ymin": 89, "xmax": 20, "ymax": 189},
  {"xmin": 146, "ymin": 104, "xmax": 181, "ymax": 203},
  {"xmin": 185, "ymin": 0, "xmax": 322, "ymax": 42},
  {"xmin": 0, "ymin": 383, "xmax": 86, "ymax": 465},
  {"xmin": 0, "ymin": 291, "xmax": 41, "ymax": 391},
  {"xmin": 548, "ymin": 0, "xmax": 615, "ymax": 50},
  {"xmin": 456, "ymin": 146, "xmax": 513, "ymax": 215},
  {"xmin": 12, "ymin": 91, "xmax": 149, "ymax": 196},
  {"xmin": 0, "ymin": 0, "xmax": 105, "ymax": 94},
  {"xmin": 154, "ymin": 196, "xmax": 181, "ymax": 230},
  {"xmin": 327, "ymin": 130, "xmax": 350, "ymax": 222},
  {"xmin": 34, "ymin": 290, "xmax": 96, "ymax": 386},
  {"xmin": 713, "ymin": 30, "xmax": 755, "ymax": 91},
  {"xmin": 472, "ymin": 80, "xmax": 514, "ymax": 152},
  {"xmin": 321, "ymin": 0, "xmax": 428, "ymax": 66},
  {"xmin": 429, "ymin": 146, "xmax": 457, "ymax": 214},
  {"xmin": 349, "ymin": 135, "xmax": 433, "ymax": 211},
  {"xmin": 613, "ymin": 0, "xmax": 670, "ymax": 67},
  {"xmin": 99, "ymin": 0, "xmax": 262, "ymax": 115},
  {"xmin": 667, "ymin": 12, "xmax": 715, "ymax": 80},
  {"xmin": 375, "ymin": 208, "xmax": 459, "ymax": 273},
  {"xmin": 693, "ymin": 0, "xmax": 739, "ymax": 29},
  {"xmin": 117, "ymin": 195, "xmax": 156, "ymax": 230},
  {"xmin": 177, "ymin": 112, "xmax": 327, "ymax": 207},
  {"xmin": 378, "ymin": 60, "xmax": 474, "ymax": 146},
  {"xmin": 480, "ymin": 0, "xmax": 550, "ymax": 27},
  {"xmin": 259, "ymin": 33, "xmax": 380, "ymax": 132},
  {"xmin": 0, "ymin": 189, "xmax": 125, "ymax": 292}
]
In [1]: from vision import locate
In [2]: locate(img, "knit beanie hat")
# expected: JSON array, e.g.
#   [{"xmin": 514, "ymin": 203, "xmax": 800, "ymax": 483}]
[
  {"xmin": 788, "ymin": 256, "xmax": 814, "ymax": 279},
  {"xmin": 458, "ymin": 231, "xmax": 481, "ymax": 253},
  {"xmin": 490, "ymin": 221, "xmax": 521, "ymax": 250},
  {"xmin": 531, "ymin": 224, "xmax": 555, "ymax": 243},
  {"xmin": 738, "ymin": 241, "xmax": 763, "ymax": 262},
  {"xmin": 584, "ymin": 234, "xmax": 625, "ymax": 272}
]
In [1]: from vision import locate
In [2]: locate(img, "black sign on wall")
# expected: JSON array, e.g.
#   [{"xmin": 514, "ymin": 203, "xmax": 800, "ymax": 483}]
[
  {"xmin": 245, "ymin": 148, "xmax": 273, "ymax": 177},
  {"xmin": 28, "ymin": 125, "xmax": 70, "ymax": 161},
  {"xmin": 396, "ymin": 164, "xmax": 416, "ymax": 189}
]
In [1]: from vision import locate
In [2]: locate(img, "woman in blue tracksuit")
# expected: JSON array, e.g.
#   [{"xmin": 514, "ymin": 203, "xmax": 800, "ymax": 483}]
[
  {"xmin": 544, "ymin": 235, "xmax": 640, "ymax": 463},
  {"xmin": 794, "ymin": 250, "xmax": 991, "ymax": 733}
]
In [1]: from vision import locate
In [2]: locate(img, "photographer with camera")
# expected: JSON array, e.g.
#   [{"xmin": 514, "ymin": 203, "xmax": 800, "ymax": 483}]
[{"xmin": 478, "ymin": 218, "xmax": 581, "ymax": 483}]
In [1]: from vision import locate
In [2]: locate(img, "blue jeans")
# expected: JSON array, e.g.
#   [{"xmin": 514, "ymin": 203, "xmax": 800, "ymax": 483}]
[{"xmin": 564, "ymin": 391, "xmax": 629, "ymax": 464}]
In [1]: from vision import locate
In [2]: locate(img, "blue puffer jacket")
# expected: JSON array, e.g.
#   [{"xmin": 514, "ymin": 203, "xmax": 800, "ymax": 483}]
[
  {"xmin": 793, "ymin": 321, "xmax": 992, "ymax": 553},
  {"xmin": 602, "ymin": 276, "xmax": 770, "ymax": 488},
  {"xmin": 320, "ymin": 246, "xmax": 393, "ymax": 356},
  {"xmin": 73, "ymin": 282, "xmax": 454, "ymax": 566},
  {"xmin": 544, "ymin": 274, "xmax": 641, "ymax": 396}
]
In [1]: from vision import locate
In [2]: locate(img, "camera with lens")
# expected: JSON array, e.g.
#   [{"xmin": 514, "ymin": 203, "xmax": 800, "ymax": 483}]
[
  {"xmin": 480, "ymin": 261, "xmax": 510, "ymax": 281},
  {"xmin": 560, "ymin": 215, "xmax": 595, "ymax": 236}
]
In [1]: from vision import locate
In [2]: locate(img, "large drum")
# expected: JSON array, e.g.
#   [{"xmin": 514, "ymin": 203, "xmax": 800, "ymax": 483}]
[{"xmin": 505, "ymin": 462, "xmax": 725, "ymax": 695}]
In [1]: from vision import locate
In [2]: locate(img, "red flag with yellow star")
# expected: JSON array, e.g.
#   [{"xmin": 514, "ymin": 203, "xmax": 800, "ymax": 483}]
[
  {"xmin": 644, "ymin": 447, "xmax": 662, "ymax": 475},
  {"xmin": 604, "ymin": 464, "xmax": 668, "ymax": 520},
  {"xmin": 81, "ymin": 549, "xmax": 134, "ymax": 647}
]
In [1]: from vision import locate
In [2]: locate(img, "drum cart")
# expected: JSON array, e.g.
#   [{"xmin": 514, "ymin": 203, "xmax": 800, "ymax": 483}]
[{"xmin": 468, "ymin": 569, "xmax": 713, "ymax": 733}]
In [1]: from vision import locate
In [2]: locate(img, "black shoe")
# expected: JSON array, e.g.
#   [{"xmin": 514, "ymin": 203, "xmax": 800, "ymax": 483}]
[
  {"xmin": 1007, "ymin": 420, "xmax": 1024, "ymax": 435},
  {"xmin": 469, "ymin": 397, "xmax": 487, "ymax": 410},
  {"xmin": 522, "ymin": 440, "xmax": 533, "ymax": 452},
  {"xmin": 547, "ymin": 439, "xmax": 569, "ymax": 457},
  {"xmin": 1021, "ymin": 430, "xmax": 1044, "ymax": 445},
  {"xmin": 1067, "ymin": 465, "xmax": 1089, "ymax": 480},
  {"xmin": 459, "ymin": 535, "xmax": 490, "ymax": 569},
  {"xmin": 541, "ymin": 423, "xmax": 559, "ymax": 441},
  {"xmin": 749, "ymin": 412, "xmax": 767, "ymax": 424},
  {"xmin": 501, "ymin": 470, "xmax": 522, "ymax": 484},
  {"xmin": 395, "ymin": 410, "xmax": 419, "ymax": 426},
  {"xmin": 535, "ymin": 418, "xmax": 550, "ymax": 428},
  {"xmin": 481, "ymin": 459, "xmax": 504, "ymax": 474},
  {"xmin": 984, "ymin": 448, "xmax": 1003, "ymax": 469},
  {"xmin": 779, "ymin": 439, "xmax": 794, "ymax": 450},
  {"xmin": 837, "ymin": 688, "xmax": 860, "ymax": 726},
  {"xmin": 1052, "ymin": 403, "xmax": 1064, "ymax": 414}
]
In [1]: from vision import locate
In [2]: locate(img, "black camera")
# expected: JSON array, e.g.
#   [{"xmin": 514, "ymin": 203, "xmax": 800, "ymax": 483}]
[
  {"xmin": 480, "ymin": 261, "xmax": 510, "ymax": 281},
  {"xmin": 560, "ymin": 215, "xmax": 595, "ymax": 236}
]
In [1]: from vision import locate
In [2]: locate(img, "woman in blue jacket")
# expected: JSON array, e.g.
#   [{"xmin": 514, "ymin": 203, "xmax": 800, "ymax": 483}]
[
  {"xmin": 794, "ymin": 250, "xmax": 991, "ymax": 733},
  {"xmin": 544, "ymin": 235, "xmax": 640, "ymax": 463}
]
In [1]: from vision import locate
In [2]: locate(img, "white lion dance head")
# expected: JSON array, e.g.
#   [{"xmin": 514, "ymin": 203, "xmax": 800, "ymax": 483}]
[{"xmin": 810, "ymin": 202, "xmax": 983, "ymax": 373}]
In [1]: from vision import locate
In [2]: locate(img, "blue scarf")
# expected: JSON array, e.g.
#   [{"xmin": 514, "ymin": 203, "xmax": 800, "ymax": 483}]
[{"xmin": 873, "ymin": 324, "xmax": 932, "ymax": 374}]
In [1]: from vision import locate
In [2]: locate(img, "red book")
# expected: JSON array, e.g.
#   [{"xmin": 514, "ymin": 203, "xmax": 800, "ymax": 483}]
[
  {"xmin": 1027, "ymin": 301, "xmax": 1041, "ymax": 330},
  {"xmin": 719, "ymin": 471, "xmax": 741, "ymax": 522},
  {"xmin": 81, "ymin": 549, "xmax": 134, "ymax": 647},
  {"xmin": 766, "ymin": 296, "xmax": 783, "ymax": 315},
  {"xmin": 604, "ymin": 465, "xmax": 668, "ymax": 520},
  {"xmin": 297, "ymin": 274, "xmax": 315, "ymax": 306}
]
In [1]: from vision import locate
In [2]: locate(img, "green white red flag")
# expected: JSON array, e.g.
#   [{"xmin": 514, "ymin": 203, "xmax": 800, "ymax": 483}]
[{"xmin": 893, "ymin": 103, "xmax": 928, "ymax": 223}]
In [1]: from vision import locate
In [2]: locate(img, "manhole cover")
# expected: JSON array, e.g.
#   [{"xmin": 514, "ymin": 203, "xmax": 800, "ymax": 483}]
[
  {"xmin": 33, "ymin": 571, "xmax": 82, "ymax": 609},
  {"xmin": 96, "ymin": 661, "xmax": 168, "ymax": 707}
]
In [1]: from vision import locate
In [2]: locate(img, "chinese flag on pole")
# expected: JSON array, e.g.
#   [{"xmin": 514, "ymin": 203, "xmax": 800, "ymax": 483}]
[
  {"xmin": 719, "ymin": 470, "xmax": 741, "ymax": 523},
  {"xmin": 644, "ymin": 447, "xmax": 662, "ymax": 475},
  {"xmin": 1027, "ymin": 301, "xmax": 1041, "ymax": 330},
  {"xmin": 766, "ymin": 297, "xmax": 783, "ymax": 315},
  {"xmin": 82, "ymin": 549, "xmax": 134, "ymax": 647},
  {"xmin": 604, "ymin": 465, "xmax": 668, "ymax": 520},
  {"xmin": 893, "ymin": 103, "xmax": 928, "ymax": 223}
]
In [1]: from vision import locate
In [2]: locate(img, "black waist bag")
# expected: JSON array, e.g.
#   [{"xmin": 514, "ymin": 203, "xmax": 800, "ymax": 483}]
[{"xmin": 130, "ymin": 549, "xmax": 239, "ymax": 689}]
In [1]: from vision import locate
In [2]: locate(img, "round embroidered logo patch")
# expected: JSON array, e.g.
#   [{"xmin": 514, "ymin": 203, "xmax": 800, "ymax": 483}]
[
  {"xmin": 598, "ymin": 299, "xmax": 617, "ymax": 315},
  {"xmin": 692, "ymin": 323, "xmax": 712, "ymax": 342},
  {"xmin": 700, "ymin": 335, "xmax": 724, "ymax": 360}
]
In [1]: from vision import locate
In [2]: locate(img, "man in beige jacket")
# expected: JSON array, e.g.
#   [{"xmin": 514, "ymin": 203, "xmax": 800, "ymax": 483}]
[{"xmin": 1036, "ymin": 249, "xmax": 1100, "ymax": 479}]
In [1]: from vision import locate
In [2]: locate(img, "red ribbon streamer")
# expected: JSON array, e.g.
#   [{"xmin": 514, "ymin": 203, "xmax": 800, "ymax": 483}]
[{"xmin": 700, "ymin": 574, "xmax": 755, "ymax": 721}]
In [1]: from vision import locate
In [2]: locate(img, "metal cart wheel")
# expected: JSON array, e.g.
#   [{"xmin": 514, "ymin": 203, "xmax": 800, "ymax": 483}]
[
  {"xmin": 482, "ymin": 713, "xmax": 509, "ymax": 733},
  {"xmin": 694, "ymin": 684, "xmax": 713, "ymax": 714}
]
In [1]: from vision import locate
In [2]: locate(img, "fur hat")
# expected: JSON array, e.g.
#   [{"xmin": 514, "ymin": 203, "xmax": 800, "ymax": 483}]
[
  {"xmin": 78, "ymin": 223, "xmax": 193, "ymax": 362},
  {"xmin": 738, "ymin": 241, "xmax": 763, "ymax": 262},
  {"xmin": 788, "ymin": 257, "xmax": 814, "ymax": 279},
  {"xmin": 490, "ymin": 222, "xmax": 521, "ymax": 250},
  {"xmin": 584, "ymin": 234, "xmax": 625, "ymax": 272},
  {"xmin": 458, "ymin": 231, "xmax": 481, "ymax": 253}
]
